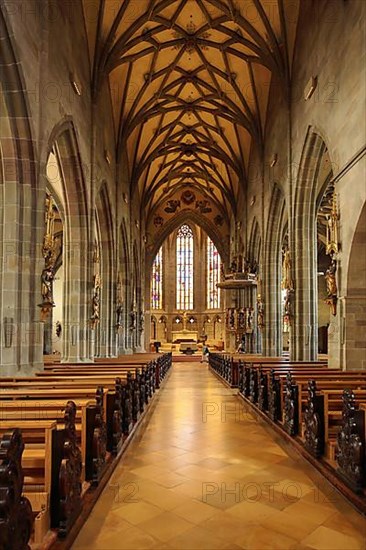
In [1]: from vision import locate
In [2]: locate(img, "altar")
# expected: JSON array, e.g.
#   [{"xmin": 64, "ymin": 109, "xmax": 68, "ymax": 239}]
[{"xmin": 171, "ymin": 329, "xmax": 198, "ymax": 343}]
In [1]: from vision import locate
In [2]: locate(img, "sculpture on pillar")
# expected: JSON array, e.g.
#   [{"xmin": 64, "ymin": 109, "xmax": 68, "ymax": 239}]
[
  {"xmin": 257, "ymin": 295, "xmax": 264, "ymax": 330},
  {"xmin": 326, "ymin": 194, "xmax": 339, "ymax": 256},
  {"xmin": 90, "ymin": 274, "xmax": 102, "ymax": 329},
  {"xmin": 116, "ymin": 273, "xmax": 124, "ymax": 330},
  {"xmin": 41, "ymin": 265, "xmax": 55, "ymax": 305},
  {"xmin": 282, "ymin": 244, "xmax": 294, "ymax": 326},
  {"xmin": 129, "ymin": 308, "xmax": 136, "ymax": 331},
  {"xmin": 39, "ymin": 193, "xmax": 57, "ymax": 320},
  {"xmin": 281, "ymin": 246, "xmax": 294, "ymax": 292},
  {"xmin": 283, "ymin": 289, "xmax": 293, "ymax": 327},
  {"xmin": 246, "ymin": 307, "xmax": 254, "ymax": 332},
  {"xmin": 139, "ymin": 310, "xmax": 145, "ymax": 332},
  {"xmin": 116, "ymin": 305, "xmax": 124, "ymax": 330},
  {"xmin": 323, "ymin": 191, "xmax": 339, "ymax": 316},
  {"xmin": 324, "ymin": 257, "xmax": 338, "ymax": 316}
]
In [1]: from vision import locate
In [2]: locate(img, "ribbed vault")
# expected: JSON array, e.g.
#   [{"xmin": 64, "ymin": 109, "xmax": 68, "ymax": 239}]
[{"xmin": 83, "ymin": 0, "xmax": 299, "ymax": 224}]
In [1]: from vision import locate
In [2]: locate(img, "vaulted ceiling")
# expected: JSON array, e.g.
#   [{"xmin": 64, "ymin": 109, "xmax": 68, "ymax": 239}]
[{"xmin": 82, "ymin": 0, "xmax": 299, "ymax": 224}]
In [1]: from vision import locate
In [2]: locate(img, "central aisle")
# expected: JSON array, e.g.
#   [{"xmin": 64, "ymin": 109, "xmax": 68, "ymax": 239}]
[{"xmin": 73, "ymin": 363, "xmax": 365, "ymax": 550}]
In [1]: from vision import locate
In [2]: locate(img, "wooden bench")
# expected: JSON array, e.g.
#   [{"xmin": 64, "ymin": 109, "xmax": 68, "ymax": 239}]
[
  {"xmin": 283, "ymin": 373, "xmax": 366, "ymax": 437},
  {"xmin": 0, "ymin": 429, "xmax": 34, "ymax": 549},
  {"xmin": 335, "ymin": 393, "xmax": 366, "ymax": 493},
  {"xmin": 239, "ymin": 362, "xmax": 328, "ymax": 406},
  {"xmin": 303, "ymin": 381, "xmax": 366, "ymax": 460},
  {"xmin": 0, "ymin": 386, "xmax": 109, "ymax": 484},
  {"xmin": 0, "ymin": 401, "xmax": 82, "ymax": 542}
]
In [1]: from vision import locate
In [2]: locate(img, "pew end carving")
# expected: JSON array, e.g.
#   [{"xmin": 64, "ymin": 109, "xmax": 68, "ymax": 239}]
[
  {"xmin": 304, "ymin": 380, "xmax": 325, "ymax": 457},
  {"xmin": 0, "ymin": 429, "xmax": 34, "ymax": 550},
  {"xmin": 284, "ymin": 373, "xmax": 299, "ymax": 436},
  {"xmin": 336, "ymin": 389, "xmax": 366, "ymax": 493},
  {"xmin": 55, "ymin": 400, "xmax": 82, "ymax": 538}
]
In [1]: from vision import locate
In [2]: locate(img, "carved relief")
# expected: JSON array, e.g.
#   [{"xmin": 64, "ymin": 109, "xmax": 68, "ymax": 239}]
[{"xmin": 164, "ymin": 199, "xmax": 180, "ymax": 213}]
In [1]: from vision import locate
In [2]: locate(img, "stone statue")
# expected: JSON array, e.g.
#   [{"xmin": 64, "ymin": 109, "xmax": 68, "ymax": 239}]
[
  {"xmin": 116, "ymin": 305, "xmax": 123, "ymax": 328},
  {"xmin": 230, "ymin": 258, "xmax": 237, "ymax": 273},
  {"xmin": 139, "ymin": 311, "xmax": 145, "ymax": 332},
  {"xmin": 55, "ymin": 321, "xmax": 62, "ymax": 338},
  {"xmin": 41, "ymin": 266, "xmax": 55, "ymax": 305},
  {"xmin": 257, "ymin": 297, "xmax": 264, "ymax": 330},
  {"xmin": 246, "ymin": 307, "xmax": 254, "ymax": 332},
  {"xmin": 129, "ymin": 310, "xmax": 136, "ymax": 330}
]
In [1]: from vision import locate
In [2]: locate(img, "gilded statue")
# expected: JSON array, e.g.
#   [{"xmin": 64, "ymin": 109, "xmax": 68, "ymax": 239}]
[
  {"xmin": 325, "ymin": 258, "xmax": 337, "ymax": 297},
  {"xmin": 326, "ymin": 194, "xmax": 339, "ymax": 256},
  {"xmin": 324, "ymin": 258, "xmax": 338, "ymax": 315},
  {"xmin": 282, "ymin": 247, "xmax": 294, "ymax": 291}
]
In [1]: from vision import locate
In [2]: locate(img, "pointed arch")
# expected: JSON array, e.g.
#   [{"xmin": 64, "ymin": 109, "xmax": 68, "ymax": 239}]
[
  {"xmin": 263, "ymin": 184, "xmax": 288, "ymax": 356},
  {"xmin": 0, "ymin": 6, "xmax": 39, "ymax": 373},
  {"xmin": 46, "ymin": 119, "xmax": 90, "ymax": 362},
  {"xmin": 147, "ymin": 210, "xmax": 229, "ymax": 271},
  {"xmin": 293, "ymin": 128, "xmax": 333, "ymax": 360},
  {"xmin": 96, "ymin": 182, "xmax": 115, "ymax": 357}
]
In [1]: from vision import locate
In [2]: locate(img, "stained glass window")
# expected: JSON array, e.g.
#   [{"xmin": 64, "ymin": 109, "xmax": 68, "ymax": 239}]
[
  {"xmin": 207, "ymin": 237, "xmax": 221, "ymax": 309},
  {"xmin": 151, "ymin": 247, "xmax": 163, "ymax": 309},
  {"xmin": 176, "ymin": 225, "xmax": 194, "ymax": 310}
]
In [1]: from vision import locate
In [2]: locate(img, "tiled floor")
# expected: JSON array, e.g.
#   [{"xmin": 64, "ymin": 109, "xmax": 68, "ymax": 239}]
[{"xmin": 73, "ymin": 363, "xmax": 366, "ymax": 550}]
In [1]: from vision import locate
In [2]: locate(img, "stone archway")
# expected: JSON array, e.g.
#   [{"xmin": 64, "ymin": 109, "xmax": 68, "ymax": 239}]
[
  {"xmin": 95, "ymin": 183, "xmax": 115, "ymax": 357},
  {"xmin": 117, "ymin": 220, "xmax": 131, "ymax": 354},
  {"xmin": 46, "ymin": 120, "xmax": 91, "ymax": 363},
  {"xmin": 345, "ymin": 203, "xmax": 366, "ymax": 370},
  {"xmin": 263, "ymin": 185, "xmax": 288, "ymax": 356},
  {"xmin": 0, "ymin": 7, "xmax": 41, "ymax": 374},
  {"xmin": 293, "ymin": 129, "xmax": 333, "ymax": 360}
]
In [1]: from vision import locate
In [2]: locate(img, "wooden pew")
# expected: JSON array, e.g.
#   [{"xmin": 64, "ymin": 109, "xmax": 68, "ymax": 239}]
[
  {"xmin": 303, "ymin": 381, "xmax": 366, "ymax": 460},
  {"xmin": 0, "ymin": 386, "xmax": 109, "ymax": 485},
  {"xmin": 0, "ymin": 401, "xmax": 83, "ymax": 542},
  {"xmin": 0, "ymin": 429, "xmax": 34, "ymax": 549},
  {"xmin": 283, "ymin": 373, "xmax": 366, "ymax": 437},
  {"xmin": 336, "ymin": 392, "xmax": 366, "ymax": 493},
  {"xmin": 240, "ymin": 362, "xmax": 328, "ymax": 405}
]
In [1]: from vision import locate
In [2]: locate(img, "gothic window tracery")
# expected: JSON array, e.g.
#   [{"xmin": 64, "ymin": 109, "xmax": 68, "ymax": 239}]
[{"xmin": 176, "ymin": 224, "xmax": 194, "ymax": 310}]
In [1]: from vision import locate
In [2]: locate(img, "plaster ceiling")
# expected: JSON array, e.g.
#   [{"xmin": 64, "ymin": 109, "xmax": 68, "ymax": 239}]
[{"xmin": 82, "ymin": 0, "xmax": 300, "ymax": 224}]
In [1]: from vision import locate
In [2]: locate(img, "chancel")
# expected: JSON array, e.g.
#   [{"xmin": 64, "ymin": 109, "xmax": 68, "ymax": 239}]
[{"xmin": 0, "ymin": 0, "xmax": 365, "ymax": 549}]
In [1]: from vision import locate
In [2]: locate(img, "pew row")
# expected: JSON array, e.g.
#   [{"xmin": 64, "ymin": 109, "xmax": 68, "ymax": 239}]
[
  {"xmin": 0, "ymin": 353, "xmax": 172, "ymax": 547},
  {"xmin": 209, "ymin": 354, "xmax": 366, "ymax": 511}
]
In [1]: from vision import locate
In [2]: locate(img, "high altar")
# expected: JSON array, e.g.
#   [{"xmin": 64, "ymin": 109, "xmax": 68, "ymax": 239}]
[{"xmin": 171, "ymin": 312, "xmax": 198, "ymax": 343}]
